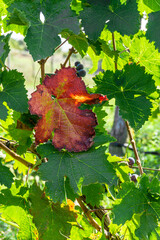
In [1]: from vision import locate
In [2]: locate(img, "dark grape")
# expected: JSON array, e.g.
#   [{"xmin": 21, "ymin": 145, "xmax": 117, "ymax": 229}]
[
  {"xmin": 77, "ymin": 69, "xmax": 86, "ymax": 77},
  {"xmin": 76, "ymin": 63, "xmax": 84, "ymax": 71},
  {"xmin": 130, "ymin": 174, "xmax": 138, "ymax": 182},
  {"xmin": 75, "ymin": 61, "xmax": 80, "ymax": 67},
  {"xmin": 128, "ymin": 157, "xmax": 135, "ymax": 166}
]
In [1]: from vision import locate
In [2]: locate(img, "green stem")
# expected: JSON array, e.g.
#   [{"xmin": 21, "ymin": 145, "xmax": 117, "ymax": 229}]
[{"xmin": 0, "ymin": 217, "xmax": 20, "ymax": 229}]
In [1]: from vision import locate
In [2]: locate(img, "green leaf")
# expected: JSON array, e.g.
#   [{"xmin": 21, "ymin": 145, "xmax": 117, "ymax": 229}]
[
  {"xmin": 112, "ymin": 175, "xmax": 160, "ymax": 239},
  {"xmin": 87, "ymin": 47, "xmax": 101, "ymax": 74},
  {"xmin": 37, "ymin": 143, "xmax": 117, "ymax": 202},
  {"xmin": 61, "ymin": 30, "xmax": 88, "ymax": 57},
  {"xmin": 93, "ymin": 131, "xmax": 116, "ymax": 148},
  {"xmin": 146, "ymin": 11, "xmax": 160, "ymax": 54},
  {"xmin": 80, "ymin": 0, "xmax": 140, "ymax": 41},
  {"xmin": 29, "ymin": 183, "xmax": 76, "ymax": 240},
  {"xmin": 8, "ymin": 0, "xmax": 80, "ymax": 61},
  {"xmin": 7, "ymin": 8, "xmax": 29, "ymax": 26},
  {"xmin": 0, "ymin": 188, "xmax": 37, "ymax": 240},
  {"xmin": 82, "ymin": 183, "xmax": 104, "ymax": 206},
  {"xmin": 130, "ymin": 37, "xmax": 160, "ymax": 85},
  {"xmin": 138, "ymin": 0, "xmax": 153, "ymax": 14},
  {"xmin": 135, "ymin": 209, "xmax": 160, "ymax": 240},
  {"xmin": 0, "ymin": 33, "xmax": 11, "ymax": 69},
  {"xmin": 9, "ymin": 128, "xmax": 32, "ymax": 155},
  {"xmin": 143, "ymin": 0, "xmax": 160, "ymax": 11},
  {"xmin": 0, "ymin": 70, "xmax": 28, "ymax": 120},
  {"xmin": 94, "ymin": 64, "xmax": 156, "ymax": 130},
  {"xmin": 70, "ymin": 214, "xmax": 94, "ymax": 240},
  {"xmin": 0, "ymin": 160, "xmax": 14, "ymax": 188}
]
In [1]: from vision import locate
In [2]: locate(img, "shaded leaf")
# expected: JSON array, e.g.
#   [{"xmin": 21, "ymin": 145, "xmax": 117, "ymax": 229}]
[
  {"xmin": 82, "ymin": 183, "xmax": 104, "ymax": 206},
  {"xmin": 0, "ymin": 70, "xmax": 28, "ymax": 120},
  {"xmin": 146, "ymin": 11, "xmax": 160, "ymax": 55},
  {"xmin": 0, "ymin": 160, "xmax": 14, "ymax": 188},
  {"xmin": 29, "ymin": 67, "xmax": 107, "ymax": 152},
  {"xmin": 37, "ymin": 143, "xmax": 117, "ymax": 202},
  {"xmin": 29, "ymin": 183, "xmax": 76, "ymax": 240},
  {"xmin": 7, "ymin": 0, "xmax": 80, "ymax": 61},
  {"xmin": 80, "ymin": 0, "xmax": 140, "ymax": 41}
]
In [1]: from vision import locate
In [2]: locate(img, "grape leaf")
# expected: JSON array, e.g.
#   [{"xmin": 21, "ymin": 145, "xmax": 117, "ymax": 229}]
[
  {"xmin": 37, "ymin": 143, "xmax": 117, "ymax": 202},
  {"xmin": 0, "ymin": 70, "xmax": 28, "ymax": 120},
  {"xmin": 94, "ymin": 64, "xmax": 156, "ymax": 130},
  {"xmin": 0, "ymin": 160, "xmax": 14, "ymax": 188},
  {"xmin": 129, "ymin": 37, "xmax": 160, "ymax": 85},
  {"xmin": 82, "ymin": 183, "xmax": 104, "ymax": 207},
  {"xmin": 28, "ymin": 67, "xmax": 107, "ymax": 152},
  {"xmin": 112, "ymin": 175, "xmax": 160, "ymax": 239},
  {"xmin": 0, "ymin": 33, "xmax": 11, "ymax": 69},
  {"xmin": 143, "ymin": 0, "xmax": 160, "ymax": 11},
  {"xmin": 61, "ymin": 30, "xmax": 88, "ymax": 57},
  {"xmin": 146, "ymin": 11, "xmax": 160, "ymax": 54},
  {"xmin": 7, "ymin": 0, "xmax": 80, "ymax": 61},
  {"xmin": 80, "ymin": 0, "xmax": 140, "ymax": 41},
  {"xmin": 0, "ymin": 188, "xmax": 37, "ymax": 240},
  {"xmin": 70, "ymin": 214, "xmax": 94, "ymax": 240},
  {"xmin": 29, "ymin": 183, "xmax": 76, "ymax": 240}
]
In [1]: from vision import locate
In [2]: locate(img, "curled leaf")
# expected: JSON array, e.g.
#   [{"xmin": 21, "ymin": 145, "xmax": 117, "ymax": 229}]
[{"xmin": 29, "ymin": 67, "xmax": 107, "ymax": 152}]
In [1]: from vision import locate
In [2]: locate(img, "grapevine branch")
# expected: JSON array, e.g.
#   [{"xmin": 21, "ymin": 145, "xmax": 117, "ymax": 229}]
[
  {"xmin": 77, "ymin": 197, "xmax": 102, "ymax": 232},
  {"xmin": 38, "ymin": 59, "xmax": 46, "ymax": 83},
  {"xmin": 132, "ymin": 166, "xmax": 160, "ymax": 172},
  {"xmin": 80, "ymin": 196, "xmax": 119, "ymax": 239},
  {"xmin": 125, "ymin": 121, "xmax": 143, "ymax": 175},
  {"xmin": 0, "ymin": 141, "xmax": 38, "ymax": 170},
  {"xmin": 61, "ymin": 47, "xmax": 76, "ymax": 68}
]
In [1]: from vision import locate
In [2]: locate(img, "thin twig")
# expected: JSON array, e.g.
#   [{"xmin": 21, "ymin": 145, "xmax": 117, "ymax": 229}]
[
  {"xmin": 61, "ymin": 47, "xmax": 76, "ymax": 68},
  {"xmin": 89, "ymin": 208, "xmax": 112, "ymax": 212},
  {"xmin": 119, "ymin": 48, "xmax": 130, "ymax": 54},
  {"xmin": 125, "ymin": 121, "xmax": 143, "ymax": 175},
  {"xmin": 132, "ymin": 166, "xmax": 160, "ymax": 172},
  {"xmin": 0, "ymin": 141, "xmax": 38, "ymax": 170},
  {"xmin": 112, "ymin": 32, "xmax": 118, "ymax": 70},
  {"xmin": 55, "ymin": 37, "xmax": 70, "ymax": 52}
]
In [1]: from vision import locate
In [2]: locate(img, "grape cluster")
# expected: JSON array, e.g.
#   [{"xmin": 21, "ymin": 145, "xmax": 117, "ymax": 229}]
[{"xmin": 75, "ymin": 61, "xmax": 86, "ymax": 77}]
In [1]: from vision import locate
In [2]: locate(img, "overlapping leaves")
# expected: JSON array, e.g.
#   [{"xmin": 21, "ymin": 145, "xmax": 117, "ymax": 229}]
[
  {"xmin": 6, "ymin": 0, "xmax": 80, "ymax": 61},
  {"xmin": 29, "ymin": 184, "xmax": 76, "ymax": 240},
  {"xmin": 113, "ymin": 175, "xmax": 160, "ymax": 239},
  {"xmin": 80, "ymin": 0, "xmax": 140, "ymax": 40},
  {"xmin": 37, "ymin": 143, "xmax": 117, "ymax": 202},
  {"xmin": 94, "ymin": 64, "xmax": 156, "ymax": 130}
]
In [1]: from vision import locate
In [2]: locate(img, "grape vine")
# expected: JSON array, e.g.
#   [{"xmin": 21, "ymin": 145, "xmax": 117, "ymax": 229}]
[{"xmin": 0, "ymin": 0, "xmax": 160, "ymax": 239}]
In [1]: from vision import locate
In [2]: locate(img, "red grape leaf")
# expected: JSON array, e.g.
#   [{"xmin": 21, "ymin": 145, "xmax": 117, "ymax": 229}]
[{"xmin": 28, "ymin": 67, "xmax": 107, "ymax": 152}]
